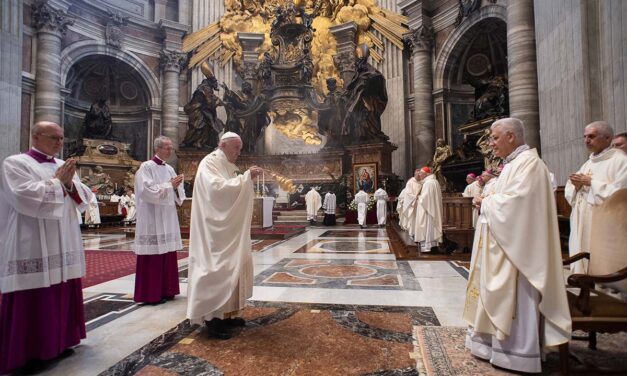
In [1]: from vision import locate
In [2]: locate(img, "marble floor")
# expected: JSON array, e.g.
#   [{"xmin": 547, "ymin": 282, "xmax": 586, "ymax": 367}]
[{"xmin": 40, "ymin": 226, "xmax": 470, "ymax": 376}]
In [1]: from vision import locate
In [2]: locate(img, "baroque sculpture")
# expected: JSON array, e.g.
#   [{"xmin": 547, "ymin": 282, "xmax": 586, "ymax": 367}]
[
  {"xmin": 83, "ymin": 98, "xmax": 113, "ymax": 140},
  {"xmin": 222, "ymin": 81, "xmax": 270, "ymax": 153},
  {"xmin": 468, "ymin": 74, "xmax": 509, "ymax": 121},
  {"xmin": 81, "ymin": 165, "xmax": 115, "ymax": 195}
]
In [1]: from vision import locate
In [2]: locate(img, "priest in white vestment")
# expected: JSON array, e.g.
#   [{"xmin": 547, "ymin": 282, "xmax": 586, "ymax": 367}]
[
  {"xmin": 413, "ymin": 167, "xmax": 443, "ymax": 252},
  {"xmin": 464, "ymin": 118, "xmax": 571, "ymax": 373},
  {"xmin": 396, "ymin": 187, "xmax": 407, "ymax": 227},
  {"xmin": 374, "ymin": 187, "xmax": 388, "ymax": 226},
  {"xmin": 125, "ymin": 189, "xmax": 136, "ymax": 223},
  {"xmin": 462, "ymin": 173, "xmax": 482, "ymax": 227},
  {"xmin": 186, "ymin": 132, "xmax": 263, "ymax": 340},
  {"xmin": 322, "ymin": 191, "xmax": 337, "ymax": 226},
  {"xmin": 133, "ymin": 136, "xmax": 185, "ymax": 304},
  {"xmin": 84, "ymin": 188, "xmax": 101, "ymax": 226},
  {"xmin": 0, "ymin": 122, "xmax": 92, "ymax": 374},
  {"xmin": 402, "ymin": 170, "xmax": 422, "ymax": 234},
  {"xmin": 305, "ymin": 187, "xmax": 322, "ymax": 224},
  {"xmin": 613, "ymin": 131, "xmax": 627, "ymax": 154},
  {"xmin": 566, "ymin": 121, "xmax": 627, "ymax": 273},
  {"xmin": 354, "ymin": 189, "xmax": 369, "ymax": 228}
]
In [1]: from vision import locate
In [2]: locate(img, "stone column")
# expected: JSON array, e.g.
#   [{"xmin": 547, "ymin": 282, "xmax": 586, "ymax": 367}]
[
  {"xmin": 178, "ymin": 0, "xmax": 191, "ymax": 26},
  {"xmin": 32, "ymin": 1, "xmax": 73, "ymax": 125},
  {"xmin": 160, "ymin": 50, "xmax": 187, "ymax": 155},
  {"xmin": 154, "ymin": 0, "xmax": 167, "ymax": 22},
  {"xmin": 238, "ymin": 32, "xmax": 265, "ymax": 82},
  {"xmin": 507, "ymin": 0, "xmax": 540, "ymax": 149},
  {"xmin": 0, "ymin": 0, "xmax": 23, "ymax": 159},
  {"xmin": 330, "ymin": 22, "xmax": 357, "ymax": 88}
]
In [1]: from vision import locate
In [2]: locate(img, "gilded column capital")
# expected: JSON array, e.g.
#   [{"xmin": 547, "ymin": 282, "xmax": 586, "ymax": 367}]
[
  {"xmin": 403, "ymin": 25, "xmax": 434, "ymax": 54},
  {"xmin": 159, "ymin": 50, "xmax": 187, "ymax": 73},
  {"xmin": 31, "ymin": 1, "xmax": 73, "ymax": 35}
]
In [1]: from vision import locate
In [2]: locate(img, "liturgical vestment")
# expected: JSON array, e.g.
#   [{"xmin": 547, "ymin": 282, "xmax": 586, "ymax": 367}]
[
  {"xmin": 322, "ymin": 192, "xmax": 337, "ymax": 226},
  {"xmin": 133, "ymin": 156, "xmax": 185, "ymax": 303},
  {"xmin": 402, "ymin": 177, "xmax": 422, "ymax": 234},
  {"xmin": 354, "ymin": 190, "xmax": 369, "ymax": 226},
  {"xmin": 0, "ymin": 150, "xmax": 92, "ymax": 374},
  {"xmin": 565, "ymin": 147, "xmax": 627, "ymax": 273},
  {"xmin": 374, "ymin": 188, "xmax": 388, "ymax": 225},
  {"xmin": 396, "ymin": 188, "xmax": 407, "ymax": 227},
  {"xmin": 413, "ymin": 175, "xmax": 443, "ymax": 251},
  {"xmin": 187, "ymin": 149, "xmax": 255, "ymax": 324},
  {"xmin": 462, "ymin": 180, "xmax": 482, "ymax": 227},
  {"xmin": 464, "ymin": 147, "xmax": 571, "ymax": 373},
  {"xmin": 305, "ymin": 188, "xmax": 322, "ymax": 222}
]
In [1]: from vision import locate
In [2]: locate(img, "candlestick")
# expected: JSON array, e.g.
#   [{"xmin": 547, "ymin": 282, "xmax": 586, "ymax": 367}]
[
  {"xmin": 256, "ymin": 174, "xmax": 260, "ymax": 195},
  {"xmin": 262, "ymin": 171, "xmax": 265, "ymax": 197}
]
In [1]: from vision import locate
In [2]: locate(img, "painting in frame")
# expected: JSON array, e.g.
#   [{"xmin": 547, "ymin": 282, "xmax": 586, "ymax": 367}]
[{"xmin": 353, "ymin": 162, "xmax": 377, "ymax": 195}]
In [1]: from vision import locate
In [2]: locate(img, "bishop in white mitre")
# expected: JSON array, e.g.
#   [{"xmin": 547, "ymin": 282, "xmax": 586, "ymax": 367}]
[
  {"xmin": 354, "ymin": 189, "xmax": 369, "ymax": 228},
  {"xmin": 402, "ymin": 169, "xmax": 422, "ymax": 234},
  {"xmin": 133, "ymin": 136, "xmax": 185, "ymax": 304},
  {"xmin": 464, "ymin": 118, "xmax": 571, "ymax": 374},
  {"xmin": 413, "ymin": 167, "xmax": 443, "ymax": 252},
  {"xmin": 186, "ymin": 132, "xmax": 263, "ymax": 340},
  {"xmin": 462, "ymin": 173, "xmax": 482, "ymax": 227},
  {"xmin": 322, "ymin": 191, "xmax": 337, "ymax": 226},
  {"xmin": 305, "ymin": 187, "xmax": 322, "ymax": 224},
  {"xmin": 565, "ymin": 121, "xmax": 627, "ymax": 273},
  {"xmin": 0, "ymin": 122, "xmax": 92, "ymax": 374},
  {"xmin": 374, "ymin": 186, "xmax": 388, "ymax": 226}
]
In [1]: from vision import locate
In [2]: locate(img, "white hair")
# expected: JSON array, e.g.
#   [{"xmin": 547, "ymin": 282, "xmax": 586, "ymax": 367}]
[
  {"xmin": 154, "ymin": 136, "xmax": 172, "ymax": 150},
  {"xmin": 491, "ymin": 117, "xmax": 525, "ymax": 143},
  {"xmin": 586, "ymin": 121, "xmax": 614, "ymax": 138}
]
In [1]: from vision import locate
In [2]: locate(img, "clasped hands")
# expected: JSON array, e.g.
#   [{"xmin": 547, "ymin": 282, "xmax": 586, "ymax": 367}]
[
  {"xmin": 54, "ymin": 158, "xmax": 77, "ymax": 191},
  {"xmin": 569, "ymin": 173, "xmax": 592, "ymax": 191},
  {"xmin": 170, "ymin": 174, "xmax": 184, "ymax": 188}
]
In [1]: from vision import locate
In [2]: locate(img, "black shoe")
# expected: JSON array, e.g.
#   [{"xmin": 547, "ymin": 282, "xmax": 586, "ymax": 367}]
[
  {"xmin": 225, "ymin": 317, "xmax": 246, "ymax": 327},
  {"xmin": 205, "ymin": 318, "xmax": 232, "ymax": 340}
]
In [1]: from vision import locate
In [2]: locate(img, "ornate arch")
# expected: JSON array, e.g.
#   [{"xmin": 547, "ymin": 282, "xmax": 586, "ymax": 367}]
[
  {"xmin": 60, "ymin": 41, "xmax": 161, "ymax": 108},
  {"xmin": 433, "ymin": 4, "xmax": 506, "ymax": 91}
]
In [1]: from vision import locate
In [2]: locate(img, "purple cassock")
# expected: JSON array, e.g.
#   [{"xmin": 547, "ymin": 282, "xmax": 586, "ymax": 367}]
[
  {"xmin": 0, "ymin": 149, "xmax": 86, "ymax": 374},
  {"xmin": 133, "ymin": 155, "xmax": 183, "ymax": 304}
]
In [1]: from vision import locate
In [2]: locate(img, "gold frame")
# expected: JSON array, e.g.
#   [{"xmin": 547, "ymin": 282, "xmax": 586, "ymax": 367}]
[{"xmin": 353, "ymin": 162, "xmax": 378, "ymax": 195}]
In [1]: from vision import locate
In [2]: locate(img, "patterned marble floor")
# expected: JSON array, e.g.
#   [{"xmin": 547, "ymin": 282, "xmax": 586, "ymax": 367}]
[{"xmin": 39, "ymin": 226, "xmax": 470, "ymax": 376}]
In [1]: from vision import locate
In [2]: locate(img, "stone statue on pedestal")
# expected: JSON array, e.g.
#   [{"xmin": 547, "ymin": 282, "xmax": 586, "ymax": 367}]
[
  {"xmin": 318, "ymin": 78, "xmax": 344, "ymax": 148},
  {"xmin": 222, "ymin": 81, "xmax": 270, "ymax": 153},
  {"xmin": 468, "ymin": 74, "xmax": 509, "ymax": 121},
  {"xmin": 432, "ymin": 138, "xmax": 454, "ymax": 190},
  {"xmin": 83, "ymin": 98, "xmax": 113, "ymax": 140},
  {"xmin": 81, "ymin": 165, "xmax": 115, "ymax": 195}
]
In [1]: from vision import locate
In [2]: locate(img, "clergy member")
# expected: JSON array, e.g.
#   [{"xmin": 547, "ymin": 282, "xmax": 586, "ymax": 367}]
[
  {"xmin": 186, "ymin": 132, "xmax": 263, "ymax": 340},
  {"xmin": 374, "ymin": 185, "xmax": 388, "ymax": 226},
  {"xmin": 462, "ymin": 173, "xmax": 482, "ymax": 227},
  {"xmin": 354, "ymin": 189, "xmax": 369, "ymax": 228},
  {"xmin": 0, "ymin": 121, "xmax": 92, "ymax": 374},
  {"xmin": 125, "ymin": 188, "xmax": 137, "ymax": 223},
  {"xmin": 565, "ymin": 121, "xmax": 627, "ymax": 273},
  {"xmin": 133, "ymin": 136, "xmax": 185, "ymax": 304},
  {"xmin": 402, "ymin": 169, "xmax": 422, "ymax": 234},
  {"xmin": 305, "ymin": 187, "xmax": 322, "ymax": 225},
  {"xmin": 322, "ymin": 190, "xmax": 337, "ymax": 226},
  {"xmin": 396, "ymin": 187, "xmax": 407, "ymax": 227},
  {"xmin": 413, "ymin": 167, "xmax": 443, "ymax": 252},
  {"xmin": 84, "ymin": 187, "xmax": 102, "ymax": 226},
  {"xmin": 613, "ymin": 131, "xmax": 627, "ymax": 153},
  {"xmin": 464, "ymin": 118, "xmax": 571, "ymax": 373}
]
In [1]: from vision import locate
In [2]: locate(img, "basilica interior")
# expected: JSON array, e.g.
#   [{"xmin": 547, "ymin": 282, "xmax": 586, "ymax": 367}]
[{"xmin": 1, "ymin": 0, "xmax": 627, "ymax": 375}]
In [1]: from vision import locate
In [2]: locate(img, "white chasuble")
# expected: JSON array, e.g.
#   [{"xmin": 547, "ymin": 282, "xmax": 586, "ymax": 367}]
[
  {"xmin": 134, "ymin": 160, "xmax": 185, "ymax": 255},
  {"xmin": 464, "ymin": 148, "xmax": 571, "ymax": 353},
  {"xmin": 413, "ymin": 175, "xmax": 443, "ymax": 250},
  {"xmin": 565, "ymin": 147, "xmax": 627, "ymax": 273},
  {"xmin": 305, "ymin": 188, "xmax": 322, "ymax": 220},
  {"xmin": 396, "ymin": 188, "xmax": 407, "ymax": 227},
  {"xmin": 354, "ymin": 190, "xmax": 369, "ymax": 225},
  {"xmin": 186, "ymin": 149, "xmax": 255, "ymax": 323},
  {"xmin": 84, "ymin": 194, "xmax": 101, "ymax": 225},
  {"xmin": 0, "ymin": 155, "xmax": 91, "ymax": 293},
  {"xmin": 403, "ymin": 178, "xmax": 422, "ymax": 235},
  {"xmin": 463, "ymin": 181, "xmax": 483, "ymax": 227},
  {"xmin": 374, "ymin": 188, "xmax": 388, "ymax": 225}
]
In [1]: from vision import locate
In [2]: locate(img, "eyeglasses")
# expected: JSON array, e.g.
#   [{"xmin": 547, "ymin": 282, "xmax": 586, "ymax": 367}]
[{"xmin": 36, "ymin": 133, "xmax": 64, "ymax": 142}]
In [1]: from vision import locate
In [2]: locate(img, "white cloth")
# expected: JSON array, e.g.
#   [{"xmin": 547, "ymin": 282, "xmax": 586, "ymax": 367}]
[
  {"xmin": 396, "ymin": 188, "xmax": 407, "ymax": 227},
  {"xmin": 134, "ymin": 160, "xmax": 185, "ymax": 255},
  {"xmin": 119, "ymin": 194, "xmax": 130, "ymax": 218},
  {"xmin": 0, "ymin": 154, "xmax": 91, "ymax": 293},
  {"xmin": 109, "ymin": 194, "xmax": 122, "ymax": 214},
  {"xmin": 413, "ymin": 175, "xmax": 443, "ymax": 251},
  {"xmin": 565, "ymin": 147, "xmax": 627, "ymax": 273},
  {"xmin": 125, "ymin": 193, "xmax": 136, "ymax": 222},
  {"xmin": 322, "ymin": 192, "xmax": 336, "ymax": 214},
  {"xmin": 403, "ymin": 178, "xmax": 422, "ymax": 235},
  {"xmin": 549, "ymin": 172, "xmax": 558, "ymax": 192},
  {"xmin": 374, "ymin": 188, "xmax": 388, "ymax": 225},
  {"xmin": 354, "ymin": 190, "xmax": 369, "ymax": 225},
  {"xmin": 84, "ymin": 193, "xmax": 101, "ymax": 225},
  {"xmin": 463, "ymin": 181, "xmax": 483, "ymax": 227},
  {"xmin": 463, "ymin": 148, "xmax": 571, "ymax": 365},
  {"xmin": 305, "ymin": 188, "xmax": 322, "ymax": 221},
  {"xmin": 186, "ymin": 149, "xmax": 255, "ymax": 323}
]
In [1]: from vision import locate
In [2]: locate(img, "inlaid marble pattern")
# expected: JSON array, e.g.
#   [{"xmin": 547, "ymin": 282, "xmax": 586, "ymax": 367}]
[
  {"xmin": 320, "ymin": 229, "xmax": 389, "ymax": 238},
  {"xmin": 256, "ymin": 258, "xmax": 421, "ymax": 290},
  {"xmin": 294, "ymin": 239, "xmax": 392, "ymax": 254},
  {"xmin": 84, "ymin": 293, "xmax": 140, "ymax": 332},
  {"xmin": 448, "ymin": 261, "xmax": 469, "ymax": 280}
]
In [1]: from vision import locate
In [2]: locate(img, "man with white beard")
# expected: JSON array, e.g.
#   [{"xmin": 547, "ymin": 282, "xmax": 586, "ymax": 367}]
[{"xmin": 565, "ymin": 121, "xmax": 627, "ymax": 273}]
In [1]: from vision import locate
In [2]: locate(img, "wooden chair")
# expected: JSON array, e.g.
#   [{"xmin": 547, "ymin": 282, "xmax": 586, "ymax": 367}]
[{"xmin": 560, "ymin": 189, "xmax": 627, "ymax": 374}]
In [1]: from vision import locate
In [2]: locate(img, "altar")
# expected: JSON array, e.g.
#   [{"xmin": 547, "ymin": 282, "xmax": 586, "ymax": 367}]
[{"xmin": 252, "ymin": 197, "xmax": 275, "ymax": 229}]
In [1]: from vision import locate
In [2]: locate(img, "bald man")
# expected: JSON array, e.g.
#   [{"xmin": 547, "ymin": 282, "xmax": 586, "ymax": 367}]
[
  {"xmin": 613, "ymin": 132, "xmax": 627, "ymax": 154},
  {"xmin": 566, "ymin": 121, "xmax": 627, "ymax": 273},
  {"xmin": 0, "ymin": 121, "xmax": 93, "ymax": 373}
]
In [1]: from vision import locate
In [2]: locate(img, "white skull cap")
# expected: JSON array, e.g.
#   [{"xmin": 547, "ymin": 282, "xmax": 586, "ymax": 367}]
[{"xmin": 220, "ymin": 131, "xmax": 241, "ymax": 141}]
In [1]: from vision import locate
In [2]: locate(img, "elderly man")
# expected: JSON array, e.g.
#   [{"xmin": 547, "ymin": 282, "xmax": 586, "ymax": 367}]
[
  {"xmin": 374, "ymin": 185, "xmax": 389, "ymax": 226},
  {"xmin": 133, "ymin": 136, "xmax": 185, "ymax": 304},
  {"xmin": 402, "ymin": 169, "xmax": 422, "ymax": 235},
  {"xmin": 0, "ymin": 121, "xmax": 92, "ymax": 374},
  {"xmin": 187, "ymin": 132, "xmax": 262, "ymax": 339},
  {"xmin": 464, "ymin": 118, "xmax": 571, "ymax": 373},
  {"xmin": 354, "ymin": 188, "xmax": 369, "ymax": 228},
  {"xmin": 613, "ymin": 131, "xmax": 627, "ymax": 154},
  {"xmin": 305, "ymin": 187, "xmax": 322, "ymax": 225},
  {"xmin": 462, "ymin": 173, "xmax": 482, "ymax": 227},
  {"xmin": 413, "ymin": 167, "xmax": 442, "ymax": 252},
  {"xmin": 565, "ymin": 121, "xmax": 627, "ymax": 273}
]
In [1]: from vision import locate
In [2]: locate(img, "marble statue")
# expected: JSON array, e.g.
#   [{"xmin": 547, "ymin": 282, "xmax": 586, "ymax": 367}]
[{"xmin": 81, "ymin": 165, "xmax": 115, "ymax": 195}]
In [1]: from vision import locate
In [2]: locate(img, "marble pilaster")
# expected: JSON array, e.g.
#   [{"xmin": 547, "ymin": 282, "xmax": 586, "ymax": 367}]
[
  {"xmin": 32, "ymin": 1, "xmax": 73, "ymax": 126},
  {"xmin": 154, "ymin": 0, "xmax": 167, "ymax": 22},
  {"xmin": 160, "ymin": 50, "xmax": 187, "ymax": 157},
  {"xmin": 329, "ymin": 22, "xmax": 357, "ymax": 88},
  {"xmin": 0, "ymin": 0, "xmax": 23, "ymax": 160},
  {"xmin": 507, "ymin": 0, "xmax": 540, "ymax": 149},
  {"xmin": 238, "ymin": 32, "xmax": 265, "ymax": 83}
]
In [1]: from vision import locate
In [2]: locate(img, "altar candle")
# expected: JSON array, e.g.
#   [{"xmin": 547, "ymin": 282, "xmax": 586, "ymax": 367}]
[
  {"xmin": 262, "ymin": 171, "xmax": 265, "ymax": 196},
  {"xmin": 257, "ymin": 174, "xmax": 260, "ymax": 194}
]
